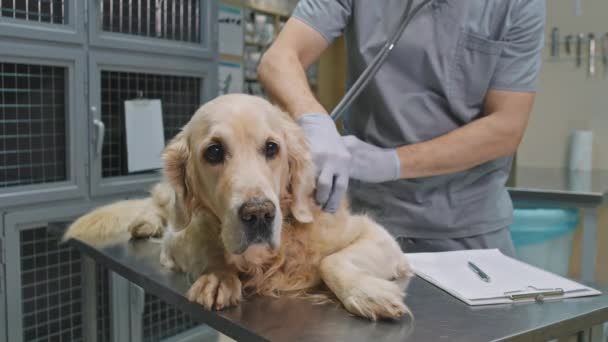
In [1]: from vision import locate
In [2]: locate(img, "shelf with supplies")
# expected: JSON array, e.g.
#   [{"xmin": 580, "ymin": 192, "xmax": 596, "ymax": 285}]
[{"xmin": 218, "ymin": 1, "xmax": 319, "ymax": 99}]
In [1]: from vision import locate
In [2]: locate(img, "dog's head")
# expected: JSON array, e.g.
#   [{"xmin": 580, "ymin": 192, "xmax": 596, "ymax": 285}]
[{"xmin": 163, "ymin": 94, "xmax": 315, "ymax": 255}]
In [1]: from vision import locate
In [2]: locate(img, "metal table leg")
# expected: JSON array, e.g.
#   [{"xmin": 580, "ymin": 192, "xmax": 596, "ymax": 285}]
[
  {"xmin": 577, "ymin": 324, "xmax": 606, "ymax": 342},
  {"xmin": 581, "ymin": 207, "xmax": 598, "ymax": 283}
]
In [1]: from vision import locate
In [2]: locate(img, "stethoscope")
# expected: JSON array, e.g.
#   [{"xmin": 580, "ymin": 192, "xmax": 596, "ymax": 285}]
[{"xmin": 329, "ymin": 0, "xmax": 435, "ymax": 122}]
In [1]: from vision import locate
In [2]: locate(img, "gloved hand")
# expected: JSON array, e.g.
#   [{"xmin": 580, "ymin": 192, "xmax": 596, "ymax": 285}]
[
  {"xmin": 342, "ymin": 135, "xmax": 401, "ymax": 183},
  {"xmin": 296, "ymin": 113, "xmax": 350, "ymax": 213}
]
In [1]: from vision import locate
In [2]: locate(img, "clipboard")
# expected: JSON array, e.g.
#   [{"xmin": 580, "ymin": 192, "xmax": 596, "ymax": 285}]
[
  {"xmin": 124, "ymin": 91, "xmax": 165, "ymax": 173},
  {"xmin": 406, "ymin": 249, "xmax": 601, "ymax": 306}
]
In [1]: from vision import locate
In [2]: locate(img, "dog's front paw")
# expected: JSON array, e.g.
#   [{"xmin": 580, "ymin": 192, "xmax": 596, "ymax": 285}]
[
  {"xmin": 341, "ymin": 276, "xmax": 409, "ymax": 321},
  {"xmin": 187, "ymin": 272, "xmax": 242, "ymax": 311},
  {"xmin": 128, "ymin": 217, "xmax": 163, "ymax": 239}
]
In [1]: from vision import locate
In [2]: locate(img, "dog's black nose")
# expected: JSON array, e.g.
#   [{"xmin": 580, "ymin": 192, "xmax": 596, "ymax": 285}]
[{"xmin": 238, "ymin": 198, "xmax": 276, "ymax": 233}]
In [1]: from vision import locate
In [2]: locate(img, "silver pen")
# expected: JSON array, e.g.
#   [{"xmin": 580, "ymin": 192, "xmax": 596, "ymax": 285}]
[{"xmin": 468, "ymin": 261, "xmax": 491, "ymax": 283}]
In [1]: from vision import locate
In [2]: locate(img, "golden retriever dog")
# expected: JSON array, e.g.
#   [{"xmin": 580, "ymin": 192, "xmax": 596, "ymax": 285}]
[{"xmin": 64, "ymin": 94, "xmax": 412, "ymax": 320}]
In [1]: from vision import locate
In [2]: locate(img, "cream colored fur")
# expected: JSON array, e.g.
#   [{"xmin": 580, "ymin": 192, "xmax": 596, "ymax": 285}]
[{"xmin": 63, "ymin": 94, "xmax": 412, "ymax": 320}]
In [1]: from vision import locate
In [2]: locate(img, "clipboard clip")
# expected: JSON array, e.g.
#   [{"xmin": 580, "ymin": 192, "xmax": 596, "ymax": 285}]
[
  {"xmin": 504, "ymin": 286, "xmax": 565, "ymax": 303},
  {"xmin": 129, "ymin": 90, "xmax": 151, "ymax": 105}
]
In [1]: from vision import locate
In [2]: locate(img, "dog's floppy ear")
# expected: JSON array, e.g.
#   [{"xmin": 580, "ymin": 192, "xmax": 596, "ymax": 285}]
[
  {"xmin": 162, "ymin": 131, "xmax": 193, "ymax": 230},
  {"xmin": 283, "ymin": 116, "xmax": 315, "ymax": 223}
]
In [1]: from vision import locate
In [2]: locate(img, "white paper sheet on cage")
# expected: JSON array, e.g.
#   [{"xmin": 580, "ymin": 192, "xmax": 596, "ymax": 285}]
[
  {"xmin": 219, "ymin": 61, "xmax": 244, "ymax": 95},
  {"xmin": 124, "ymin": 99, "xmax": 165, "ymax": 173},
  {"xmin": 218, "ymin": 5, "xmax": 244, "ymax": 56}
]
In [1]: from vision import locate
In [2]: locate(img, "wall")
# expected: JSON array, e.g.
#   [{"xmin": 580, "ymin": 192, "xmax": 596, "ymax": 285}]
[
  {"xmin": 517, "ymin": 0, "xmax": 608, "ymax": 170},
  {"xmin": 516, "ymin": 1, "xmax": 608, "ymax": 288}
]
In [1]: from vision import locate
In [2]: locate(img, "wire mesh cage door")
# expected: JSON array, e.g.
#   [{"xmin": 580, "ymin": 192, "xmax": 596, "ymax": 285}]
[
  {"xmin": 140, "ymin": 291, "xmax": 203, "ymax": 342},
  {"xmin": 0, "ymin": 49, "xmax": 88, "ymax": 209},
  {"xmin": 0, "ymin": 1, "xmax": 84, "ymax": 44},
  {"xmin": 3, "ymin": 206, "xmax": 113, "ymax": 342},
  {"xmin": 88, "ymin": 54, "xmax": 215, "ymax": 197}
]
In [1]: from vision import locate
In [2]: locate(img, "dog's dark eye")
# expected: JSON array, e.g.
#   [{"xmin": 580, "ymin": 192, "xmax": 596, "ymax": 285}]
[
  {"xmin": 204, "ymin": 144, "xmax": 225, "ymax": 164},
  {"xmin": 265, "ymin": 141, "xmax": 279, "ymax": 160}
]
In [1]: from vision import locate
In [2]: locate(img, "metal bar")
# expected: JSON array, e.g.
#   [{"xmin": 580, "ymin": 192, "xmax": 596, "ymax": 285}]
[
  {"xmin": 195, "ymin": 0, "xmax": 199, "ymax": 43},
  {"xmin": 129, "ymin": 0, "xmax": 133, "ymax": 33},
  {"xmin": 187, "ymin": 0, "xmax": 191, "ymax": 42},
  {"xmin": 82, "ymin": 256, "xmax": 98, "ymax": 342},
  {"xmin": 581, "ymin": 207, "xmax": 598, "ymax": 282},
  {"xmin": 180, "ymin": 0, "xmax": 184, "ymax": 41},
  {"xmin": 577, "ymin": 324, "xmax": 606, "ymax": 342},
  {"xmin": 27, "ymin": 65, "xmax": 33, "ymax": 188},
  {"xmin": 40, "ymin": 66, "xmax": 45, "ymax": 182},
  {"xmin": 25, "ymin": 0, "xmax": 28, "ymax": 20},
  {"xmin": 148, "ymin": 0, "xmax": 151, "ymax": 37},
  {"xmin": 119, "ymin": 0, "xmax": 123, "ymax": 33},
  {"xmin": 155, "ymin": 0, "xmax": 161, "ymax": 38},
  {"xmin": 0, "ymin": 64, "xmax": 5, "ymax": 175},
  {"xmin": 110, "ymin": 272, "xmax": 132, "ymax": 342},
  {"xmin": 128, "ymin": 283, "xmax": 145, "ymax": 342},
  {"xmin": 163, "ymin": 0, "xmax": 167, "ymax": 38},
  {"xmin": 138, "ymin": 0, "xmax": 141, "ymax": 35},
  {"xmin": 37, "ymin": 0, "xmax": 40, "ymax": 22},
  {"xmin": 172, "ymin": 0, "xmax": 176, "ymax": 40},
  {"xmin": 109, "ymin": 0, "xmax": 113, "ymax": 32}
]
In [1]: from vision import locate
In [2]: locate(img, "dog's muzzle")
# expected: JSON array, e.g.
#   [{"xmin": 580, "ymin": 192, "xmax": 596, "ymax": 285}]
[{"xmin": 238, "ymin": 197, "xmax": 276, "ymax": 246}]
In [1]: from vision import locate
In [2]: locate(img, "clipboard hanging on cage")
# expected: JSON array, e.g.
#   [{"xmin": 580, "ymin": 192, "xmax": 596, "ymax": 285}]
[{"xmin": 124, "ymin": 90, "xmax": 165, "ymax": 173}]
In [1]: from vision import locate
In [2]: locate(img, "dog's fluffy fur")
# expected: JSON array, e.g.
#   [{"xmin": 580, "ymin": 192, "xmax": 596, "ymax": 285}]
[{"xmin": 64, "ymin": 94, "xmax": 412, "ymax": 320}]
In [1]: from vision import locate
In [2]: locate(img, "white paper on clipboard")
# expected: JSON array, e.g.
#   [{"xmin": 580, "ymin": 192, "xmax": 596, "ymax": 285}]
[
  {"xmin": 124, "ymin": 99, "xmax": 165, "ymax": 173},
  {"xmin": 407, "ymin": 249, "xmax": 601, "ymax": 306}
]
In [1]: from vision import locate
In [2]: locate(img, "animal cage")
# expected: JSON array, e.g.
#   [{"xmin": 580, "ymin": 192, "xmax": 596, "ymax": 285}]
[
  {"xmin": 0, "ymin": 0, "xmax": 65, "ymax": 24},
  {"xmin": 3, "ymin": 213, "xmax": 114, "ymax": 342},
  {"xmin": 3, "ymin": 208, "xmax": 206, "ymax": 342},
  {"xmin": 0, "ymin": 63, "xmax": 68, "ymax": 189},
  {"xmin": 100, "ymin": 0, "xmax": 201, "ymax": 43}
]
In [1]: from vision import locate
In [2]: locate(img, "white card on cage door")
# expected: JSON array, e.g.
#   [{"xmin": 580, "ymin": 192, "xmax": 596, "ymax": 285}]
[{"xmin": 124, "ymin": 99, "xmax": 165, "ymax": 173}]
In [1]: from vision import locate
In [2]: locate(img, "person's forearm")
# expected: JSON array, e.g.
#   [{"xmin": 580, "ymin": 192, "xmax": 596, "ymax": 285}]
[
  {"xmin": 258, "ymin": 49, "xmax": 325, "ymax": 118},
  {"xmin": 397, "ymin": 109, "xmax": 528, "ymax": 178}
]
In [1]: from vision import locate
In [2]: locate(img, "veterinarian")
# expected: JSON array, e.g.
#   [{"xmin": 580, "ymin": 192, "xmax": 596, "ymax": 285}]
[{"xmin": 258, "ymin": 0, "xmax": 546, "ymax": 257}]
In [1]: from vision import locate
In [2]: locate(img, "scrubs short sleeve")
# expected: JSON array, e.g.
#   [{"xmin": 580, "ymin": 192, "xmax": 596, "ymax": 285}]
[
  {"xmin": 489, "ymin": 0, "xmax": 546, "ymax": 92},
  {"xmin": 291, "ymin": 0, "xmax": 353, "ymax": 44}
]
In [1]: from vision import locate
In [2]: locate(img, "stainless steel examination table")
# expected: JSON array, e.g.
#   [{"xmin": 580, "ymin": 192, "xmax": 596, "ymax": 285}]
[
  {"xmin": 69, "ymin": 238, "xmax": 608, "ymax": 342},
  {"xmin": 507, "ymin": 166, "xmax": 608, "ymax": 283}
]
